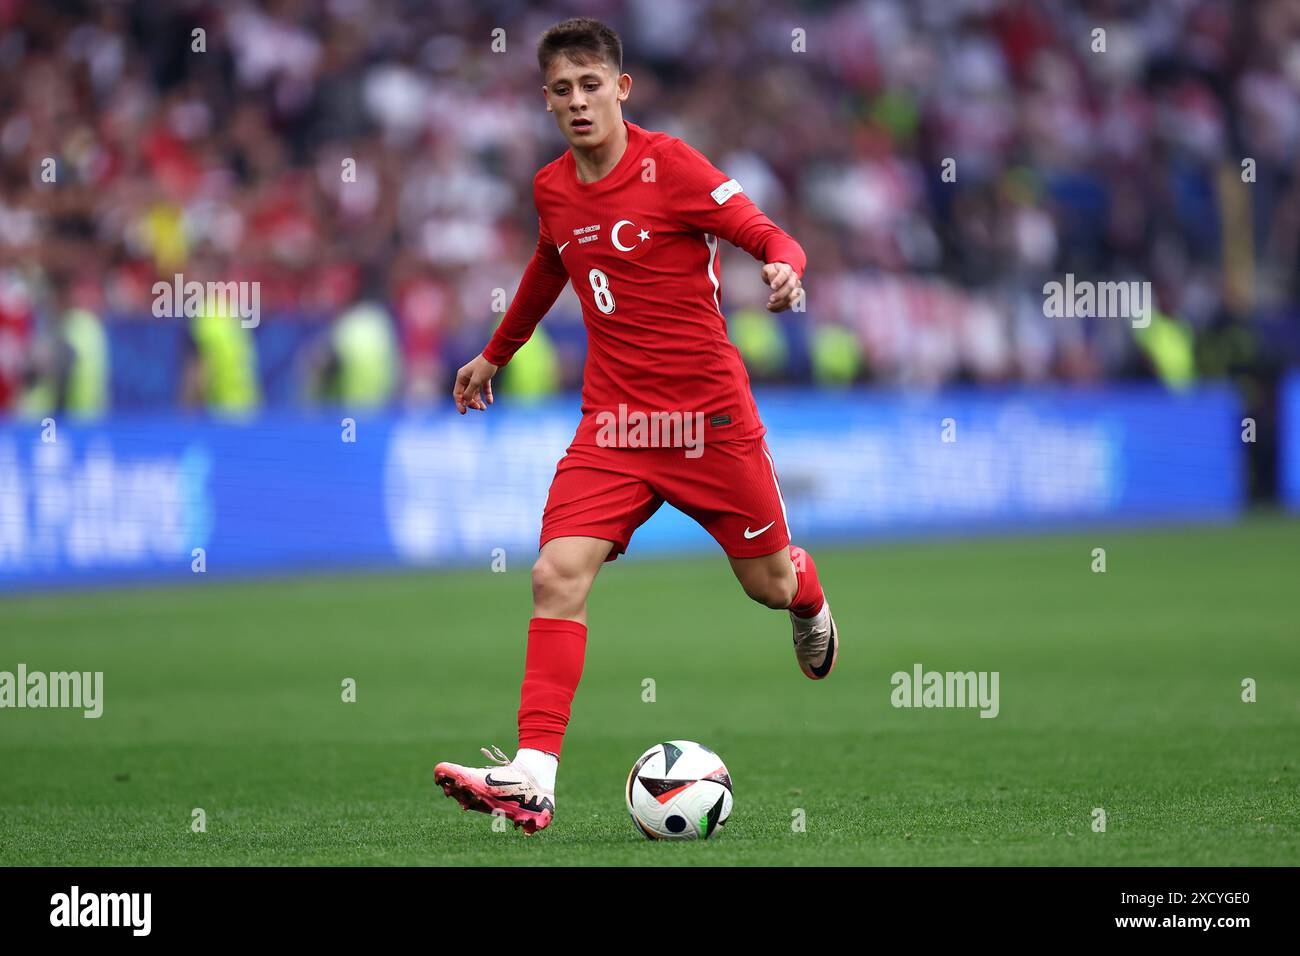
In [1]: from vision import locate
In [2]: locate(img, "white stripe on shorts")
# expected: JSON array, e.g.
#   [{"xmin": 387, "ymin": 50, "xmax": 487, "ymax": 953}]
[{"xmin": 761, "ymin": 443, "xmax": 790, "ymax": 538}]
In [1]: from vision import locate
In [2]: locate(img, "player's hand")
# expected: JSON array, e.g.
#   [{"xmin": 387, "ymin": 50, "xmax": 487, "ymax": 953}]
[
  {"xmin": 761, "ymin": 262, "xmax": 802, "ymax": 313},
  {"xmin": 453, "ymin": 353, "xmax": 499, "ymax": 414}
]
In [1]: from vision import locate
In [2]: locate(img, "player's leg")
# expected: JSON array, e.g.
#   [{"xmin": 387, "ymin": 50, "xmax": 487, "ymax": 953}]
[
  {"xmin": 434, "ymin": 534, "xmax": 612, "ymax": 834},
  {"xmin": 662, "ymin": 437, "xmax": 839, "ymax": 680},
  {"xmin": 530, "ymin": 534, "xmax": 613, "ymax": 624},
  {"xmin": 513, "ymin": 534, "xmax": 613, "ymax": 789},
  {"xmin": 516, "ymin": 442, "xmax": 660, "ymax": 778},
  {"xmin": 730, "ymin": 543, "xmax": 836, "ymax": 679},
  {"xmin": 728, "ymin": 546, "xmax": 796, "ymax": 609},
  {"xmin": 434, "ymin": 446, "xmax": 660, "ymax": 832}
]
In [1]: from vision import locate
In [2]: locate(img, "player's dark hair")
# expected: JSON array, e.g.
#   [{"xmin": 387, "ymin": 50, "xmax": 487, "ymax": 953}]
[{"xmin": 537, "ymin": 17, "xmax": 623, "ymax": 77}]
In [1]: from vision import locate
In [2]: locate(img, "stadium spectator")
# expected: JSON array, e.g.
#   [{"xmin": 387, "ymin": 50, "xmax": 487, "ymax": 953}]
[{"xmin": 0, "ymin": 0, "xmax": 1295, "ymax": 411}]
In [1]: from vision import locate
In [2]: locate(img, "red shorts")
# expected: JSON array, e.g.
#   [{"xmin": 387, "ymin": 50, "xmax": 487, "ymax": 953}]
[{"xmin": 540, "ymin": 437, "xmax": 791, "ymax": 561}]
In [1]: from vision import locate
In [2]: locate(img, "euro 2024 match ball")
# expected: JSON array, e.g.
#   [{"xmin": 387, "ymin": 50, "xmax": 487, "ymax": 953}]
[{"xmin": 625, "ymin": 740, "xmax": 733, "ymax": 840}]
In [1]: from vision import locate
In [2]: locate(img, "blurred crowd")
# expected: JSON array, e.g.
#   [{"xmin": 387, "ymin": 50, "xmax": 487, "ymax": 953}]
[{"xmin": 1, "ymin": 0, "xmax": 1299, "ymax": 417}]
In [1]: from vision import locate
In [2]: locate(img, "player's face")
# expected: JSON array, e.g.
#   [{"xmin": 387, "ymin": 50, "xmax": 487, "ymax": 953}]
[{"xmin": 542, "ymin": 56, "xmax": 631, "ymax": 149}]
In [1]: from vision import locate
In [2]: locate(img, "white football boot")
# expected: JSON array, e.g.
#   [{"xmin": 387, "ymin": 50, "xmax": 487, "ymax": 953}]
[{"xmin": 791, "ymin": 600, "xmax": 838, "ymax": 679}]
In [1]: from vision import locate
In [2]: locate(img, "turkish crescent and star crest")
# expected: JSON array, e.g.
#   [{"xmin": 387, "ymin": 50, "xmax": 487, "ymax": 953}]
[{"xmin": 610, "ymin": 219, "xmax": 651, "ymax": 253}]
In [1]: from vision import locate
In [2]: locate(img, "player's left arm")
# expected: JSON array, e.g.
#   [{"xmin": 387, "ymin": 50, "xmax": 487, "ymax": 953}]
[{"xmin": 668, "ymin": 141, "xmax": 807, "ymax": 313}]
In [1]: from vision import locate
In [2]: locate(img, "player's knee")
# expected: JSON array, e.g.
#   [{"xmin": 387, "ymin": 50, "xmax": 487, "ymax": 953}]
[
  {"xmin": 531, "ymin": 554, "xmax": 589, "ymax": 612},
  {"xmin": 741, "ymin": 570, "xmax": 794, "ymax": 610},
  {"xmin": 530, "ymin": 556, "xmax": 564, "ymax": 601}
]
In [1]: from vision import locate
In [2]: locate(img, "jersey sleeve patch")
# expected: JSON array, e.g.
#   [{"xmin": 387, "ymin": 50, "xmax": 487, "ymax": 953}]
[{"xmin": 710, "ymin": 178, "xmax": 744, "ymax": 205}]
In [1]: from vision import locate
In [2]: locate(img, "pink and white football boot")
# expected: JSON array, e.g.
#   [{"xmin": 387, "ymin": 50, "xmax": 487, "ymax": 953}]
[{"xmin": 434, "ymin": 745, "xmax": 555, "ymax": 834}]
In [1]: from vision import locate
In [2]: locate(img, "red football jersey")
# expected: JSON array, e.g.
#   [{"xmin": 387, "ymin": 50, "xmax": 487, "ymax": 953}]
[{"xmin": 483, "ymin": 121, "xmax": 805, "ymax": 445}]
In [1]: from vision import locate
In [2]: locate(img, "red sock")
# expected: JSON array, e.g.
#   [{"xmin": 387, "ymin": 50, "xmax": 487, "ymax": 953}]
[
  {"xmin": 517, "ymin": 617, "xmax": 587, "ymax": 757},
  {"xmin": 788, "ymin": 545, "xmax": 825, "ymax": 618}
]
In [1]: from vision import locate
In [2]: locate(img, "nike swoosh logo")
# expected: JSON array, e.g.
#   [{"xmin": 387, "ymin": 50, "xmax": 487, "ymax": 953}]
[
  {"xmin": 743, "ymin": 521, "xmax": 776, "ymax": 540},
  {"xmin": 810, "ymin": 619, "xmax": 836, "ymax": 678},
  {"xmin": 484, "ymin": 773, "xmax": 521, "ymax": 788},
  {"xmin": 557, "ymin": 241, "xmax": 570, "ymax": 254}
]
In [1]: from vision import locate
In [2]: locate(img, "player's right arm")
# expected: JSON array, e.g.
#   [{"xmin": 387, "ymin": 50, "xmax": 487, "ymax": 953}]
[{"xmin": 454, "ymin": 213, "xmax": 568, "ymax": 414}]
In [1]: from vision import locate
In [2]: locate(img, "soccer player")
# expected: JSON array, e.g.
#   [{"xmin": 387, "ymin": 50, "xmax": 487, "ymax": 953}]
[{"xmin": 434, "ymin": 17, "xmax": 837, "ymax": 834}]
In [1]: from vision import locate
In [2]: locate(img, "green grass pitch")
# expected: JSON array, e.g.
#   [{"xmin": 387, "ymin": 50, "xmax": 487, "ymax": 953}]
[{"xmin": 1, "ymin": 518, "xmax": 1297, "ymax": 866}]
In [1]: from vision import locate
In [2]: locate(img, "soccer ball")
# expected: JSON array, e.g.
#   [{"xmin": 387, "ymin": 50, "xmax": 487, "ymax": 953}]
[{"xmin": 625, "ymin": 740, "xmax": 733, "ymax": 840}]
